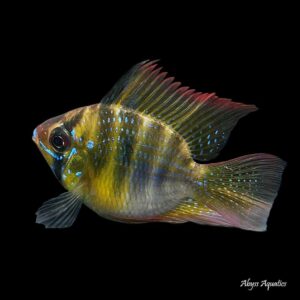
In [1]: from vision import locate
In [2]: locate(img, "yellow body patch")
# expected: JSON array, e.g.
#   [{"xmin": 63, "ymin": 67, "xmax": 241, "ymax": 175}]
[{"xmin": 77, "ymin": 104, "xmax": 129, "ymax": 213}]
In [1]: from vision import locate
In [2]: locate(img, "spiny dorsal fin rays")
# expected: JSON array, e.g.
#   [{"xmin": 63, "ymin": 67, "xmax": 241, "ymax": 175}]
[
  {"xmin": 101, "ymin": 60, "xmax": 159, "ymax": 106},
  {"xmin": 151, "ymin": 86, "xmax": 191, "ymax": 118},
  {"xmin": 170, "ymin": 92, "xmax": 211, "ymax": 128},
  {"xmin": 138, "ymin": 77, "xmax": 178, "ymax": 113},
  {"xmin": 125, "ymin": 67, "xmax": 164, "ymax": 109},
  {"xmin": 158, "ymin": 89, "xmax": 196, "ymax": 122},
  {"xmin": 100, "ymin": 60, "xmax": 257, "ymax": 162},
  {"xmin": 135, "ymin": 73, "xmax": 170, "ymax": 111}
]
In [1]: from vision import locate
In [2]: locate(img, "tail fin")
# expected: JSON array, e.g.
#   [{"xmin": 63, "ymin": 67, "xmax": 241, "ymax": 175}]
[{"xmin": 196, "ymin": 154, "xmax": 286, "ymax": 231}]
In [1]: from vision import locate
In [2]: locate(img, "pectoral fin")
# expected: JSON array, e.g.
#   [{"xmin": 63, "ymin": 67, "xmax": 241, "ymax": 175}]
[{"xmin": 36, "ymin": 192, "xmax": 82, "ymax": 228}]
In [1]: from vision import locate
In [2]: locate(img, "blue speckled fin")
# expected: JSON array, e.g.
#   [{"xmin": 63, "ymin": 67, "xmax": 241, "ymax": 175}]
[
  {"xmin": 101, "ymin": 60, "xmax": 257, "ymax": 161},
  {"xmin": 36, "ymin": 192, "xmax": 82, "ymax": 228},
  {"xmin": 197, "ymin": 154, "xmax": 286, "ymax": 231}
]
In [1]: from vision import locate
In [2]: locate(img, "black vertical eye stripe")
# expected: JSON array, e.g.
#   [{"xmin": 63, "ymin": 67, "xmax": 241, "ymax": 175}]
[
  {"xmin": 50, "ymin": 109, "xmax": 84, "ymax": 182},
  {"xmin": 64, "ymin": 109, "xmax": 84, "ymax": 133}
]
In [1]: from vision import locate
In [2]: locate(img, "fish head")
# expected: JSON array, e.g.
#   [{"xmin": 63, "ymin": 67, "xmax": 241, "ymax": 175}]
[{"xmin": 32, "ymin": 107, "xmax": 87, "ymax": 190}]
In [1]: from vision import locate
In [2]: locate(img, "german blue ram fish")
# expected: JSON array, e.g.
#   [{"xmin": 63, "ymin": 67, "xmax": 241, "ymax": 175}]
[{"xmin": 32, "ymin": 60, "xmax": 286, "ymax": 230}]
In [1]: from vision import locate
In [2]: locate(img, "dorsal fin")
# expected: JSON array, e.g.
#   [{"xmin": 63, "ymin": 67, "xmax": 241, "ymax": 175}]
[{"xmin": 101, "ymin": 60, "xmax": 257, "ymax": 161}]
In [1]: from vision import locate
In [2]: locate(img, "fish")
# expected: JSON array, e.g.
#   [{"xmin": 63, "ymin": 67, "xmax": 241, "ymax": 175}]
[{"xmin": 32, "ymin": 60, "xmax": 286, "ymax": 231}]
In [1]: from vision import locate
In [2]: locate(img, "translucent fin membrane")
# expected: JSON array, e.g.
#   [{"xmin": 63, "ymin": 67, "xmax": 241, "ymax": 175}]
[{"xmin": 36, "ymin": 192, "xmax": 82, "ymax": 228}]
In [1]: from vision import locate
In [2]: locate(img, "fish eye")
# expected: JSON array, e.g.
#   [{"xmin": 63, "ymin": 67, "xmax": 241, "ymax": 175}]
[{"xmin": 49, "ymin": 127, "xmax": 70, "ymax": 152}]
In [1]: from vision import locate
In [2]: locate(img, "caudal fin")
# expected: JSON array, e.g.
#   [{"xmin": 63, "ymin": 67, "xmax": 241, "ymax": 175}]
[{"xmin": 196, "ymin": 154, "xmax": 286, "ymax": 231}]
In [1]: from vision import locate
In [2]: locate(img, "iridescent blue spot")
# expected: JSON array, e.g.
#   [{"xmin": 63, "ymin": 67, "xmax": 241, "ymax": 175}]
[
  {"xmin": 68, "ymin": 147, "xmax": 77, "ymax": 159},
  {"xmin": 75, "ymin": 171, "xmax": 82, "ymax": 177},
  {"xmin": 62, "ymin": 174, "xmax": 67, "ymax": 181},
  {"xmin": 87, "ymin": 140, "xmax": 94, "ymax": 149},
  {"xmin": 125, "ymin": 116, "xmax": 128, "ymax": 123},
  {"xmin": 215, "ymin": 130, "xmax": 219, "ymax": 134},
  {"xmin": 207, "ymin": 134, "xmax": 211, "ymax": 139},
  {"xmin": 208, "ymin": 140, "xmax": 211, "ymax": 145},
  {"xmin": 118, "ymin": 116, "xmax": 122, "ymax": 123},
  {"xmin": 196, "ymin": 181, "xmax": 203, "ymax": 186},
  {"xmin": 214, "ymin": 138, "xmax": 218, "ymax": 143},
  {"xmin": 131, "ymin": 118, "xmax": 134, "ymax": 124},
  {"xmin": 71, "ymin": 129, "xmax": 76, "ymax": 138},
  {"xmin": 39, "ymin": 141, "xmax": 63, "ymax": 161}
]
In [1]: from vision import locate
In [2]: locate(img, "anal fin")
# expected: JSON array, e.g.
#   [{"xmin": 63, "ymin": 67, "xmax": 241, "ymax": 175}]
[{"xmin": 155, "ymin": 198, "xmax": 231, "ymax": 227}]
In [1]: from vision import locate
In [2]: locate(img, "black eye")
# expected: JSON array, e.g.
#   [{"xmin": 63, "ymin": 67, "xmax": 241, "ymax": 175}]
[{"xmin": 50, "ymin": 127, "xmax": 70, "ymax": 152}]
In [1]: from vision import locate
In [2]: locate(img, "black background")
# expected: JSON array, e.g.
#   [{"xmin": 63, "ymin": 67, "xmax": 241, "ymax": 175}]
[{"xmin": 6, "ymin": 3, "xmax": 295, "ymax": 297}]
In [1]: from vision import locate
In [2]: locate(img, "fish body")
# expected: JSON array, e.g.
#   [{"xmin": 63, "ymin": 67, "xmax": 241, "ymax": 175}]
[{"xmin": 33, "ymin": 60, "xmax": 286, "ymax": 230}]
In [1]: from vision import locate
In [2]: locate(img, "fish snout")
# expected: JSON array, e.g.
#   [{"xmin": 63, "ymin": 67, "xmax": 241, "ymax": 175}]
[
  {"xmin": 32, "ymin": 127, "xmax": 39, "ymax": 144},
  {"xmin": 32, "ymin": 124, "xmax": 48, "ymax": 145}
]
